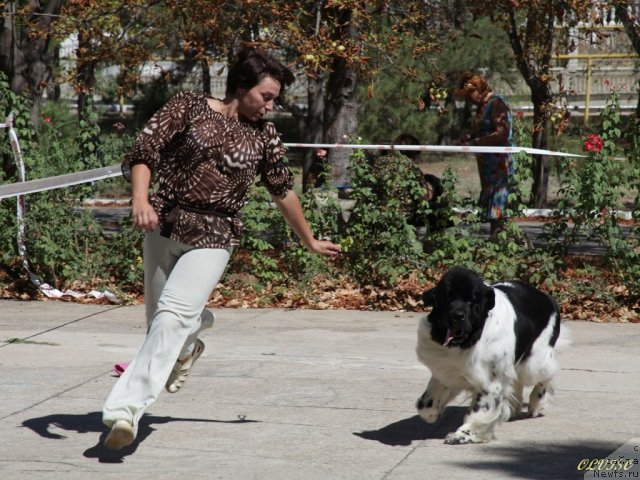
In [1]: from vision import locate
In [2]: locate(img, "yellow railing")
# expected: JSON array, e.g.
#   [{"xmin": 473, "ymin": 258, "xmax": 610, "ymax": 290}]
[{"xmin": 553, "ymin": 53, "xmax": 639, "ymax": 125}]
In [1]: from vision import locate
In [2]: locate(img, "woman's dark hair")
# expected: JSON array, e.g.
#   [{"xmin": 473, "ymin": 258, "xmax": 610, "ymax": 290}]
[{"xmin": 226, "ymin": 46, "xmax": 295, "ymax": 99}]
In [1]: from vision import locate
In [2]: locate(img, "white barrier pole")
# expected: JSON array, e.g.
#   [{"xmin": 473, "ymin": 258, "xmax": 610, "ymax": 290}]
[
  {"xmin": 3, "ymin": 113, "xmax": 42, "ymax": 285},
  {"xmin": 0, "ymin": 142, "xmax": 589, "ymax": 200}
]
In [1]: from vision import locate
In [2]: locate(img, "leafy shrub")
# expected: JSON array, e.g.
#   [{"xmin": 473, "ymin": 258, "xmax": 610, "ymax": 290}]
[
  {"xmin": 283, "ymin": 185, "xmax": 343, "ymax": 284},
  {"xmin": 0, "ymin": 73, "xmax": 142, "ymax": 291},
  {"xmin": 541, "ymin": 90, "xmax": 640, "ymax": 296},
  {"xmin": 339, "ymin": 149, "xmax": 426, "ymax": 285},
  {"xmin": 233, "ymin": 185, "xmax": 288, "ymax": 284}
]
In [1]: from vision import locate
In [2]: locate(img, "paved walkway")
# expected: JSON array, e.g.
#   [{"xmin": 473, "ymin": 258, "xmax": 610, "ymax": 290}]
[{"xmin": 0, "ymin": 300, "xmax": 638, "ymax": 479}]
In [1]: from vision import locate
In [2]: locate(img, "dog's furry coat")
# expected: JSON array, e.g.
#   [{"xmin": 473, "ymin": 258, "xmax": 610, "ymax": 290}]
[{"xmin": 415, "ymin": 266, "xmax": 568, "ymax": 444}]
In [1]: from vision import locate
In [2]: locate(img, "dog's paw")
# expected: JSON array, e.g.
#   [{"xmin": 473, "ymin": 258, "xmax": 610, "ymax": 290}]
[
  {"xmin": 417, "ymin": 407, "xmax": 440, "ymax": 424},
  {"xmin": 416, "ymin": 396, "xmax": 441, "ymax": 423},
  {"xmin": 444, "ymin": 429, "xmax": 489, "ymax": 445},
  {"xmin": 528, "ymin": 382, "xmax": 551, "ymax": 418},
  {"xmin": 527, "ymin": 406, "xmax": 545, "ymax": 418}
]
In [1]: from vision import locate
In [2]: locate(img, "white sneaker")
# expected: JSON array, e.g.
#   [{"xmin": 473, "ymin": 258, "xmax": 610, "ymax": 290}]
[
  {"xmin": 165, "ymin": 338, "xmax": 205, "ymax": 393},
  {"xmin": 104, "ymin": 419, "xmax": 136, "ymax": 451}
]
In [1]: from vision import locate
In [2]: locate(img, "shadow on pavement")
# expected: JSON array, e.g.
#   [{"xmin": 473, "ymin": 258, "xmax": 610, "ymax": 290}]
[
  {"xmin": 22, "ymin": 411, "xmax": 259, "ymax": 463},
  {"xmin": 355, "ymin": 410, "xmax": 623, "ymax": 479},
  {"xmin": 456, "ymin": 440, "xmax": 624, "ymax": 480},
  {"xmin": 353, "ymin": 408, "xmax": 467, "ymax": 446}
]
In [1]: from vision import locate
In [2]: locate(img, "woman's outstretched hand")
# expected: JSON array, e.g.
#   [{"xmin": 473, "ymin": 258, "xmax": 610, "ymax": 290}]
[{"xmin": 307, "ymin": 239, "xmax": 341, "ymax": 259}]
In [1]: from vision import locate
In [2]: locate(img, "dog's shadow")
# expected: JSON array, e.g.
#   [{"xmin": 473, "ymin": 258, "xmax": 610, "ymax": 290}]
[
  {"xmin": 22, "ymin": 411, "xmax": 258, "ymax": 463},
  {"xmin": 353, "ymin": 407, "xmax": 467, "ymax": 446}
]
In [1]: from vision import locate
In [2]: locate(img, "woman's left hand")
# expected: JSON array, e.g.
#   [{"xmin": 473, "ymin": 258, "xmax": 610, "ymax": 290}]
[
  {"xmin": 307, "ymin": 239, "xmax": 341, "ymax": 259},
  {"xmin": 273, "ymin": 191, "xmax": 341, "ymax": 259}
]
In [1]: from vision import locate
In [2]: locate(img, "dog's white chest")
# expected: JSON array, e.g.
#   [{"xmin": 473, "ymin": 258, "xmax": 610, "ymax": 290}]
[{"xmin": 416, "ymin": 306, "xmax": 517, "ymax": 390}]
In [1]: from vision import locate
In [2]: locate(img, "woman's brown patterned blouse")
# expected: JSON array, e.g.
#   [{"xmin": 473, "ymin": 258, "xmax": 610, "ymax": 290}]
[{"xmin": 122, "ymin": 90, "xmax": 294, "ymax": 248}]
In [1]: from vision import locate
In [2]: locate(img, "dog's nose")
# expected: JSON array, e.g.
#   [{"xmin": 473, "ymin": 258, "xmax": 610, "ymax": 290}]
[{"xmin": 452, "ymin": 311, "xmax": 465, "ymax": 322}]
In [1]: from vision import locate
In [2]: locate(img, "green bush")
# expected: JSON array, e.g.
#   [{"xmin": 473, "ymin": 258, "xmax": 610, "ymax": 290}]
[
  {"xmin": 0, "ymin": 73, "xmax": 142, "ymax": 292},
  {"xmin": 234, "ymin": 185, "xmax": 288, "ymax": 284}
]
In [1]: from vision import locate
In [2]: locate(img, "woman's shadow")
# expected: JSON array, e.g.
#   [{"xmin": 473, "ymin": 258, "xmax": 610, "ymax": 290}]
[{"xmin": 22, "ymin": 411, "xmax": 258, "ymax": 463}]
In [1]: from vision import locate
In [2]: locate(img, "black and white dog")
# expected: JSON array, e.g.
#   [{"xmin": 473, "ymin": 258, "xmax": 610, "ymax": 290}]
[{"xmin": 415, "ymin": 266, "xmax": 568, "ymax": 444}]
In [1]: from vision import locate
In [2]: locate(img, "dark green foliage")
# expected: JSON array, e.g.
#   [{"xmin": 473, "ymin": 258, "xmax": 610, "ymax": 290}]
[
  {"xmin": 0, "ymin": 73, "xmax": 142, "ymax": 293},
  {"xmin": 339, "ymin": 149, "xmax": 425, "ymax": 285},
  {"xmin": 234, "ymin": 185, "xmax": 288, "ymax": 284},
  {"xmin": 357, "ymin": 17, "xmax": 519, "ymax": 147}
]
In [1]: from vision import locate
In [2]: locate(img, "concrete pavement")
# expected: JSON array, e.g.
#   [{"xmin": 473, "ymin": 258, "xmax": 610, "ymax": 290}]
[{"xmin": 0, "ymin": 300, "xmax": 638, "ymax": 479}]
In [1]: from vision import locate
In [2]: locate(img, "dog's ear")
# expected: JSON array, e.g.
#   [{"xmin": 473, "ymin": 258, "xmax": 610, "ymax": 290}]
[
  {"xmin": 422, "ymin": 288, "xmax": 436, "ymax": 307},
  {"xmin": 484, "ymin": 286, "xmax": 495, "ymax": 311}
]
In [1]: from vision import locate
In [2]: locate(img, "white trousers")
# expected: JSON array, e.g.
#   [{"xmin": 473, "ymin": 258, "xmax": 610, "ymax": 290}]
[{"xmin": 103, "ymin": 230, "xmax": 232, "ymax": 428}]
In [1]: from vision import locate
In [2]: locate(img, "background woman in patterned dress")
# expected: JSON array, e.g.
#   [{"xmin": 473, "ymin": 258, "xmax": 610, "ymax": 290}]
[
  {"xmin": 456, "ymin": 72, "xmax": 514, "ymax": 238},
  {"xmin": 101, "ymin": 47, "xmax": 341, "ymax": 451}
]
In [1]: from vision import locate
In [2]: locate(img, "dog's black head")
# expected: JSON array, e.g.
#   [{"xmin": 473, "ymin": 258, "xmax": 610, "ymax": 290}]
[{"xmin": 422, "ymin": 266, "xmax": 495, "ymax": 349}]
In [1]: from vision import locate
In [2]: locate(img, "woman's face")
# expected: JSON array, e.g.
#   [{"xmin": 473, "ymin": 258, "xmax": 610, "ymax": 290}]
[
  {"xmin": 237, "ymin": 75, "xmax": 281, "ymax": 122},
  {"xmin": 467, "ymin": 88, "xmax": 483, "ymax": 106}
]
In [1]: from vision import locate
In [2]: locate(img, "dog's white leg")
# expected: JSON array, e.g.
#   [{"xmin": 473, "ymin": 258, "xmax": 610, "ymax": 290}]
[
  {"xmin": 528, "ymin": 381, "xmax": 552, "ymax": 418},
  {"xmin": 444, "ymin": 382, "xmax": 512, "ymax": 445},
  {"xmin": 416, "ymin": 377, "xmax": 458, "ymax": 424}
]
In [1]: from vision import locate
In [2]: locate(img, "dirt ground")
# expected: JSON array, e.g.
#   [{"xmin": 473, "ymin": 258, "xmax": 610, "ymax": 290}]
[
  {"xmin": 417, "ymin": 153, "xmax": 567, "ymax": 205},
  {"xmin": 419, "ymin": 154, "xmax": 482, "ymax": 198}
]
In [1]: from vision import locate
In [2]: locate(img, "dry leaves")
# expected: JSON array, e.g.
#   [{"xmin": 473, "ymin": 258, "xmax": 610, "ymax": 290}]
[{"xmin": 1, "ymin": 259, "xmax": 638, "ymax": 323}]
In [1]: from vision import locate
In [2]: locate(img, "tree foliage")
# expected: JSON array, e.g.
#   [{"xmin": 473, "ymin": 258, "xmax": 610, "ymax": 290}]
[
  {"xmin": 2, "ymin": 0, "xmax": 449, "ymax": 186},
  {"xmin": 2, "ymin": 0, "xmax": 631, "ymax": 198},
  {"xmin": 0, "ymin": 0, "xmax": 62, "ymax": 129}
]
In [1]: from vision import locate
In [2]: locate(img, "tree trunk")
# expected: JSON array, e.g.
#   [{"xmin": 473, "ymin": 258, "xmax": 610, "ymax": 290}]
[
  {"xmin": 323, "ymin": 7, "xmax": 359, "ymax": 188},
  {"xmin": 530, "ymin": 126, "xmax": 550, "ymax": 208},
  {"xmin": 615, "ymin": 4, "xmax": 640, "ymax": 116},
  {"xmin": 0, "ymin": 0, "xmax": 62, "ymax": 124},
  {"xmin": 76, "ymin": 28, "xmax": 96, "ymax": 119},
  {"xmin": 302, "ymin": 74, "xmax": 325, "ymax": 192},
  {"xmin": 201, "ymin": 59, "xmax": 211, "ymax": 95},
  {"xmin": 506, "ymin": 5, "xmax": 554, "ymax": 207},
  {"xmin": 529, "ymin": 83, "xmax": 553, "ymax": 207},
  {"xmin": 75, "ymin": 26, "xmax": 100, "ymax": 168},
  {"xmin": 0, "ymin": 0, "xmax": 62, "ymax": 179},
  {"xmin": 324, "ymin": 60, "xmax": 358, "ymax": 188}
]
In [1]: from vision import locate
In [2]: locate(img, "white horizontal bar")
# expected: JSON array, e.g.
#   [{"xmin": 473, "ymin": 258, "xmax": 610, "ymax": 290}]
[
  {"xmin": 0, "ymin": 143, "xmax": 589, "ymax": 200},
  {"xmin": 0, "ymin": 165, "xmax": 122, "ymax": 199},
  {"xmin": 284, "ymin": 143, "xmax": 586, "ymax": 158}
]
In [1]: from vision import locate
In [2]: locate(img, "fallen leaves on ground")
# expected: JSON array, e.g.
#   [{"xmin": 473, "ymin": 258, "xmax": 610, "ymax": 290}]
[{"xmin": 1, "ymin": 259, "xmax": 638, "ymax": 323}]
